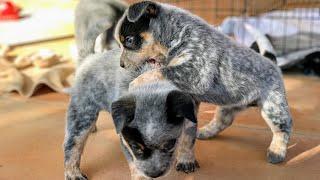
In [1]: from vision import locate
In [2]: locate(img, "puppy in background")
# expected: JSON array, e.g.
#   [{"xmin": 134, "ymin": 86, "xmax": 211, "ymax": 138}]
[
  {"xmin": 64, "ymin": 49, "xmax": 199, "ymax": 180},
  {"xmin": 115, "ymin": 1, "xmax": 293, "ymax": 164},
  {"xmin": 74, "ymin": 0, "xmax": 127, "ymax": 63}
]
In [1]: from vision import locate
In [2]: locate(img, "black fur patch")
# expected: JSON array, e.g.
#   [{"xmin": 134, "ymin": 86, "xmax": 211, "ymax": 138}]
[
  {"xmin": 119, "ymin": 16, "xmax": 150, "ymax": 50},
  {"xmin": 119, "ymin": 1, "xmax": 159, "ymax": 50},
  {"xmin": 263, "ymin": 51, "xmax": 277, "ymax": 64},
  {"xmin": 111, "ymin": 96, "xmax": 136, "ymax": 134},
  {"xmin": 166, "ymin": 91, "xmax": 197, "ymax": 124},
  {"xmin": 127, "ymin": 1, "xmax": 158, "ymax": 22},
  {"xmin": 122, "ymin": 126, "xmax": 152, "ymax": 160}
]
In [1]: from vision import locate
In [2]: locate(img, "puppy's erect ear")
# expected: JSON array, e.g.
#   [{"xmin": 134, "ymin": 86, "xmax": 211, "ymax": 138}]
[
  {"xmin": 111, "ymin": 96, "xmax": 136, "ymax": 134},
  {"xmin": 166, "ymin": 91, "xmax": 197, "ymax": 125},
  {"xmin": 127, "ymin": 1, "xmax": 158, "ymax": 22}
]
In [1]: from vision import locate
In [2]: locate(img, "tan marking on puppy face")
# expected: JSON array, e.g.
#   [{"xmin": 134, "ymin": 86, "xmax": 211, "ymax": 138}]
[
  {"xmin": 124, "ymin": 138, "xmax": 152, "ymax": 180},
  {"xmin": 129, "ymin": 163, "xmax": 152, "ymax": 180},
  {"xmin": 120, "ymin": 32, "xmax": 168, "ymax": 69},
  {"xmin": 120, "ymin": 136, "xmax": 137, "ymax": 162},
  {"xmin": 119, "ymin": 35, "xmax": 125, "ymax": 43}
]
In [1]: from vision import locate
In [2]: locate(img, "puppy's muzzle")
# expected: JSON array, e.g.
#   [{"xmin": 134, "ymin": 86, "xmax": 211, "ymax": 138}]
[{"xmin": 145, "ymin": 170, "xmax": 165, "ymax": 178}]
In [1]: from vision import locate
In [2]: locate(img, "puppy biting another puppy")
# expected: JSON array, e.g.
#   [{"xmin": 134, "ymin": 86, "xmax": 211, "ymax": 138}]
[
  {"xmin": 116, "ymin": 0, "xmax": 293, "ymax": 165},
  {"xmin": 66, "ymin": 0, "xmax": 201, "ymax": 179}
]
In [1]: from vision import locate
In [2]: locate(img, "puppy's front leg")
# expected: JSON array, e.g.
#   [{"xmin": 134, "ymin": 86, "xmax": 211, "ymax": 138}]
[
  {"xmin": 129, "ymin": 69, "xmax": 164, "ymax": 89},
  {"xmin": 64, "ymin": 97, "xmax": 100, "ymax": 180},
  {"xmin": 176, "ymin": 121, "xmax": 199, "ymax": 173}
]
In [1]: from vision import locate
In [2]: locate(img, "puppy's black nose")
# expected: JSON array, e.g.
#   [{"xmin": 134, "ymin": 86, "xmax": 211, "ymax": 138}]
[
  {"xmin": 120, "ymin": 61, "xmax": 125, "ymax": 68},
  {"xmin": 145, "ymin": 171, "xmax": 165, "ymax": 178}
]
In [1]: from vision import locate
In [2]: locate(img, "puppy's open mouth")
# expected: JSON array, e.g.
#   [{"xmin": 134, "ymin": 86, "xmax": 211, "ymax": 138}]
[
  {"xmin": 145, "ymin": 56, "xmax": 165, "ymax": 68},
  {"xmin": 146, "ymin": 58, "xmax": 157, "ymax": 64}
]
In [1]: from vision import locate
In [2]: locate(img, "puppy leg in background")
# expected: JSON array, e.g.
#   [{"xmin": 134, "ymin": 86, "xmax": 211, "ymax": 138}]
[
  {"xmin": 94, "ymin": 31, "xmax": 108, "ymax": 53},
  {"xmin": 176, "ymin": 121, "xmax": 199, "ymax": 173},
  {"xmin": 64, "ymin": 97, "xmax": 100, "ymax": 180},
  {"xmin": 260, "ymin": 91, "xmax": 292, "ymax": 164},
  {"xmin": 197, "ymin": 106, "xmax": 245, "ymax": 139}
]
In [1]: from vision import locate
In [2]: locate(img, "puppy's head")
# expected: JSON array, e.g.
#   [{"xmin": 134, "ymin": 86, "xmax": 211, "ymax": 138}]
[
  {"xmin": 115, "ymin": 1, "xmax": 167, "ymax": 69},
  {"xmin": 111, "ymin": 90, "xmax": 197, "ymax": 178}
]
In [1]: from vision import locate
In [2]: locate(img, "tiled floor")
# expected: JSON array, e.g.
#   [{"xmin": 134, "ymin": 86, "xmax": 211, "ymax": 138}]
[{"xmin": 0, "ymin": 75, "xmax": 320, "ymax": 180}]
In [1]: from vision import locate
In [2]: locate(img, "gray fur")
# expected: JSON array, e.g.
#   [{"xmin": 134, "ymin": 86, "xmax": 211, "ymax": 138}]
[
  {"xmin": 75, "ymin": 0, "xmax": 127, "ymax": 63},
  {"xmin": 116, "ymin": 1, "xmax": 293, "ymax": 164},
  {"xmin": 63, "ymin": 49, "xmax": 198, "ymax": 179},
  {"xmin": 64, "ymin": 49, "xmax": 129, "ymax": 180}
]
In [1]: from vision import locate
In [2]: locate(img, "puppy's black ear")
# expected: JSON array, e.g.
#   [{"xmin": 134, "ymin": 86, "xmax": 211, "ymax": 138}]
[
  {"xmin": 166, "ymin": 91, "xmax": 197, "ymax": 125},
  {"xmin": 111, "ymin": 96, "xmax": 136, "ymax": 134},
  {"xmin": 127, "ymin": 1, "xmax": 158, "ymax": 22}
]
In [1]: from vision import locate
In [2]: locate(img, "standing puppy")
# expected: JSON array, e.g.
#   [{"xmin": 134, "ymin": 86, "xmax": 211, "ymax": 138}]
[
  {"xmin": 64, "ymin": 49, "xmax": 199, "ymax": 180},
  {"xmin": 115, "ymin": 1, "xmax": 293, "ymax": 164},
  {"xmin": 75, "ymin": 0, "xmax": 127, "ymax": 63}
]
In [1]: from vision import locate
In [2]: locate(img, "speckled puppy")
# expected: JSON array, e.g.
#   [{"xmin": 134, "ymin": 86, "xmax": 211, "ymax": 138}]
[
  {"xmin": 115, "ymin": 1, "xmax": 293, "ymax": 164},
  {"xmin": 64, "ymin": 49, "xmax": 199, "ymax": 180},
  {"xmin": 75, "ymin": 0, "xmax": 127, "ymax": 63}
]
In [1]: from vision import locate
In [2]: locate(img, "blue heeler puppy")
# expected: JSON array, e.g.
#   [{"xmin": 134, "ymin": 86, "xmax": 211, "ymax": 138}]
[
  {"xmin": 63, "ymin": 49, "xmax": 199, "ymax": 180},
  {"xmin": 74, "ymin": 0, "xmax": 127, "ymax": 63},
  {"xmin": 114, "ymin": 1, "xmax": 293, "ymax": 165}
]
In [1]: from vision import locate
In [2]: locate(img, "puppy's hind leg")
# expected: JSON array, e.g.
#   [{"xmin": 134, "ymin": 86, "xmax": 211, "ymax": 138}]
[
  {"xmin": 260, "ymin": 91, "xmax": 292, "ymax": 164},
  {"xmin": 64, "ymin": 97, "xmax": 100, "ymax": 180},
  {"xmin": 197, "ymin": 106, "xmax": 244, "ymax": 139}
]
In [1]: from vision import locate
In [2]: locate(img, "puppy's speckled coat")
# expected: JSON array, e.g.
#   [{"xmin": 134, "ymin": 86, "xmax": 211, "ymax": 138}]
[
  {"xmin": 116, "ymin": 1, "xmax": 293, "ymax": 164},
  {"xmin": 75, "ymin": 0, "xmax": 127, "ymax": 63},
  {"xmin": 63, "ymin": 49, "xmax": 199, "ymax": 180}
]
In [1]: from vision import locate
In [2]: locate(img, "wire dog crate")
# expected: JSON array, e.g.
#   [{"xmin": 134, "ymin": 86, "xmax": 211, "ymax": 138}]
[
  {"xmin": 127, "ymin": 0, "xmax": 320, "ymax": 24},
  {"xmin": 127, "ymin": 0, "xmax": 320, "ymax": 70}
]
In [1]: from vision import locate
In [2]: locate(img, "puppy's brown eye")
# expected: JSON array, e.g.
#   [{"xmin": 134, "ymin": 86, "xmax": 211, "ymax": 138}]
[
  {"xmin": 125, "ymin": 36, "xmax": 135, "ymax": 46},
  {"xmin": 131, "ymin": 143, "xmax": 144, "ymax": 153},
  {"xmin": 123, "ymin": 35, "xmax": 142, "ymax": 50},
  {"xmin": 162, "ymin": 139, "xmax": 176, "ymax": 152}
]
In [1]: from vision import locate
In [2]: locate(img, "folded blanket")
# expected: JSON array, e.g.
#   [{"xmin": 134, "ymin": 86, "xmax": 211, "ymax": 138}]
[
  {"xmin": 0, "ymin": 47, "xmax": 74, "ymax": 97},
  {"xmin": 220, "ymin": 8, "xmax": 320, "ymax": 68}
]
